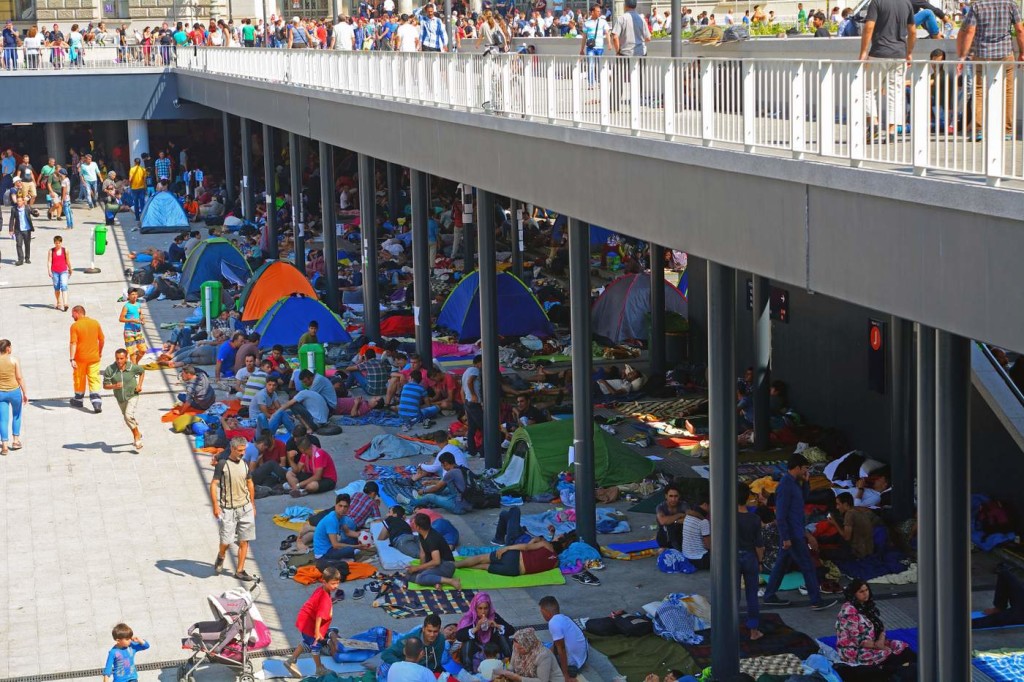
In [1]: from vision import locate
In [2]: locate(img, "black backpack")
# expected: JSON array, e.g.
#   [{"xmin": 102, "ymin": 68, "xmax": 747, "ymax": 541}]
[{"xmin": 458, "ymin": 465, "xmax": 501, "ymax": 509}]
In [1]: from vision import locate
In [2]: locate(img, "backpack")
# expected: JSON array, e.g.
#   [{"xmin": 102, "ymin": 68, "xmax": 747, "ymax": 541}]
[
  {"xmin": 458, "ymin": 465, "xmax": 501, "ymax": 509},
  {"xmin": 722, "ymin": 25, "xmax": 749, "ymax": 42}
]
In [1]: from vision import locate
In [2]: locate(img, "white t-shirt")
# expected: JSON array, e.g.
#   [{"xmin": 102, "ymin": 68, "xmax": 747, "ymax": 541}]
[
  {"xmin": 682, "ymin": 514, "xmax": 710, "ymax": 560},
  {"xmin": 396, "ymin": 23, "xmax": 419, "ymax": 51},
  {"xmin": 334, "ymin": 21, "xmax": 355, "ymax": 49},
  {"xmin": 383, "ymin": 0, "xmax": 395, "ymax": 11},
  {"xmin": 23, "ymin": 35, "xmax": 43, "ymax": 54},
  {"xmin": 583, "ymin": 17, "xmax": 608, "ymax": 50},
  {"xmin": 548, "ymin": 613, "xmax": 588, "ymax": 668},
  {"xmin": 386, "ymin": 661, "xmax": 436, "ymax": 682}
]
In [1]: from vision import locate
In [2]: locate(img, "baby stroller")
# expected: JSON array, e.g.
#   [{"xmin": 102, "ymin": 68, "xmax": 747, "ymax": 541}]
[{"xmin": 177, "ymin": 579, "xmax": 271, "ymax": 682}]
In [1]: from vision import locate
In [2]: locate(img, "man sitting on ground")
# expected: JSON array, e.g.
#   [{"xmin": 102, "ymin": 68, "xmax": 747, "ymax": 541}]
[
  {"xmin": 297, "ymin": 369, "xmax": 339, "ymax": 411},
  {"xmin": 384, "ymin": 353, "xmax": 433, "ymax": 407},
  {"xmin": 411, "ymin": 440, "xmax": 468, "ymax": 482},
  {"xmin": 385, "ymin": 636, "xmax": 436, "ymax": 682},
  {"xmin": 348, "ymin": 481, "xmax": 383, "ymax": 529},
  {"xmin": 410, "ymin": 452, "xmax": 471, "ymax": 514},
  {"xmin": 215, "ymin": 332, "xmax": 244, "ymax": 381},
  {"xmin": 655, "ymin": 483, "xmax": 688, "ymax": 551},
  {"xmin": 398, "ymin": 369, "xmax": 439, "ymax": 431},
  {"xmin": 286, "ymin": 436, "xmax": 338, "ymax": 497},
  {"xmin": 682, "ymin": 497, "xmax": 712, "ymax": 570},
  {"xmin": 405, "ymin": 513, "xmax": 462, "ymax": 589},
  {"xmin": 340, "ymin": 347, "xmax": 390, "ymax": 397},
  {"xmin": 379, "ymin": 615, "xmax": 448, "ymax": 678},
  {"xmin": 539, "ymin": 596, "xmax": 588, "ymax": 681},
  {"xmin": 853, "ymin": 471, "xmax": 891, "ymax": 508},
  {"xmin": 822, "ymin": 492, "xmax": 879, "ymax": 560},
  {"xmin": 277, "ymin": 382, "xmax": 333, "ymax": 432},
  {"xmin": 253, "ymin": 376, "xmax": 296, "ymax": 434},
  {"xmin": 312, "ymin": 494, "xmax": 365, "ymax": 569},
  {"xmin": 173, "ymin": 365, "xmax": 216, "ymax": 413}
]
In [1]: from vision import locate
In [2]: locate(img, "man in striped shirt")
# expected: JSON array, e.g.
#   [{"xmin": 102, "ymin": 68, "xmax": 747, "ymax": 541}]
[
  {"xmin": 398, "ymin": 369, "xmax": 439, "ymax": 430},
  {"xmin": 419, "ymin": 3, "xmax": 448, "ymax": 52}
]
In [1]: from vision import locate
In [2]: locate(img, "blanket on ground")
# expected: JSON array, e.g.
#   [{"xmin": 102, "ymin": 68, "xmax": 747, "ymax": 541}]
[
  {"xmin": 362, "ymin": 464, "xmax": 419, "ymax": 481},
  {"xmin": 373, "ymin": 583, "xmax": 476, "ymax": 619},
  {"xmin": 833, "ymin": 551, "xmax": 913, "ymax": 582},
  {"xmin": 357, "ymin": 434, "xmax": 441, "ymax": 462},
  {"xmin": 973, "ymin": 649, "xmax": 1024, "ymax": 682},
  {"xmin": 520, "ymin": 508, "xmax": 630, "ymax": 537},
  {"xmin": 293, "ymin": 562, "xmax": 377, "ymax": 585},
  {"xmin": 615, "ymin": 398, "xmax": 709, "ymax": 422},
  {"xmin": 583, "ymin": 632, "xmax": 699, "ymax": 682},
  {"xmin": 407, "ymin": 565, "xmax": 565, "ymax": 591},
  {"xmin": 370, "ymin": 520, "xmax": 414, "ymax": 571},
  {"xmin": 337, "ymin": 412, "xmax": 406, "ymax": 428},
  {"xmin": 684, "ymin": 614, "xmax": 818, "ymax": 669}
]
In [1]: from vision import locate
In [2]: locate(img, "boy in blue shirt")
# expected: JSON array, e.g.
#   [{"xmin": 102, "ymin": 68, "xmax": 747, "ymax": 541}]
[
  {"xmin": 398, "ymin": 369, "xmax": 439, "ymax": 431},
  {"xmin": 103, "ymin": 623, "xmax": 149, "ymax": 682}
]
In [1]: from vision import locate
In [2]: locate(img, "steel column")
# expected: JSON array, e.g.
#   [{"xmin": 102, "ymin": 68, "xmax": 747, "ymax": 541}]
[
  {"xmin": 387, "ymin": 162, "xmax": 402, "ymax": 221},
  {"xmin": 752, "ymin": 275, "xmax": 772, "ymax": 450},
  {"xmin": 477, "ymin": 189, "xmax": 502, "ymax": 468},
  {"xmin": 935, "ymin": 331, "xmax": 971, "ymax": 681},
  {"xmin": 708, "ymin": 262, "xmax": 740, "ymax": 678},
  {"xmin": 568, "ymin": 217, "xmax": 596, "ymax": 547},
  {"xmin": 410, "ymin": 170, "xmax": 433, "ymax": 367},
  {"xmin": 671, "ymin": 0, "xmax": 681, "ymax": 57},
  {"xmin": 463, "ymin": 185, "xmax": 477, "ymax": 272},
  {"xmin": 319, "ymin": 141, "xmax": 340, "ymax": 313},
  {"xmin": 239, "ymin": 117, "xmax": 255, "ymax": 222},
  {"xmin": 288, "ymin": 132, "xmax": 305, "ymax": 269},
  {"xmin": 916, "ymin": 324, "xmax": 938, "ymax": 682},
  {"xmin": 223, "ymin": 113, "xmax": 235, "ymax": 205},
  {"xmin": 262, "ymin": 124, "xmax": 278, "ymax": 259},
  {"xmin": 890, "ymin": 316, "xmax": 914, "ymax": 519},
  {"xmin": 359, "ymin": 153, "xmax": 381, "ymax": 340},
  {"xmin": 510, "ymin": 200, "xmax": 523, "ymax": 279},
  {"xmin": 649, "ymin": 244, "xmax": 666, "ymax": 377}
]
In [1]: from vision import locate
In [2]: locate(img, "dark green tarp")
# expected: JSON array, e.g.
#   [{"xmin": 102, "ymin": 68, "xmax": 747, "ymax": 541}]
[{"xmin": 494, "ymin": 419, "xmax": 655, "ymax": 496}]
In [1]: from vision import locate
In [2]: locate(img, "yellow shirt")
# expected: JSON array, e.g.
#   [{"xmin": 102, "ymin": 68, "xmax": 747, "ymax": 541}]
[{"xmin": 128, "ymin": 165, "xmax": 147, "ymax": 191}]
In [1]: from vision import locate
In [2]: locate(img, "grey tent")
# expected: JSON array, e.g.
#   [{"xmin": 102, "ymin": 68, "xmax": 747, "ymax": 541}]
[{"xmin": 591, "ymin": 273, "xmax": 688, "ymax": 343}]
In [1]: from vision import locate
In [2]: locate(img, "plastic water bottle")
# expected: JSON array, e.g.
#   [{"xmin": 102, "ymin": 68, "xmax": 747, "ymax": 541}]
[{"xmin": 196, "ymin": 433, "xmax": 205, "ymax": 448}]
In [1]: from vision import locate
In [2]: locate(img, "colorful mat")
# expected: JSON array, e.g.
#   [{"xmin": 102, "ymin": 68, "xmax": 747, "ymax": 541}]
[
  {"xmin": 973, "ymin": 650, "xmax": 1024, "ymax": 682},
  {"xmin": 407, "ymin": 565, "xmax": 565, "ymax": 591},
  {"xmin": 372, "ymin": 583, "xmax": 476, "ymax": 619}
]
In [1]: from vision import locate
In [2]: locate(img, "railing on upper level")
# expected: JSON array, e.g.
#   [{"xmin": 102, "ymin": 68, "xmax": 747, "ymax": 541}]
[
  {"xmin": 1, "ymin": 45, "xmax": 173, "ymax": 71},
  {"xmin": 176, "ymin": 47, "xmax": 1024, "ymax": 187}
]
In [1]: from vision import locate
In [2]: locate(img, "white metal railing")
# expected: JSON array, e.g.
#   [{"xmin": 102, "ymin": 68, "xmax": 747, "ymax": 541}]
[
  {"xmin": 1, "ymin": 45, "xmax": 174, "ymax": 70},
  {"xmin": 175, "ymin": 47, "xmax": 1024, "ymax": 186}
]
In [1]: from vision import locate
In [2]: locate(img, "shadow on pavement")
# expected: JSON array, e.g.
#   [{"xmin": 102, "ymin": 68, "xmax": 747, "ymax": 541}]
[
  {"xmin": 62, "ymin": 440, "xmax": 135, "ymax": 454},
  {"xmin": 156, "ymin": 558, "xmax": 216, "ymax": 579}
]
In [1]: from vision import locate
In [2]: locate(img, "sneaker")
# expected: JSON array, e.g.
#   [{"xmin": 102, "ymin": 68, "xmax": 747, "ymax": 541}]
[
  {"xmin": 284, "ymin": 660, "xmax": 302, "ymax": 679},
  {"xmin": 572, "ymin": 570, "xmax": 601, "ymax": 586},
  {"xmin": 332, "ymin": 588, "xmax": 345, "ymax": 602},
  {"xmin": 92, "ymin": 402, "xmax": 102, "ymax": 413},
  {"xmin": 70, "ymin": 398, "xmax": 84, "ymax": 408},
  {"xmin": 214, "ymin": 554, "xmax": 225, "ymax": 574},
  {"xmin": 490, "ymin": 540, "xmax": 504, "ymax": 546},
  {"xmin": 353, "ymin": 587, "xmax": 366, "ymax": 600},
  {"xmin": 798, "ymin": 587, "xmax": 808, "ymax": 596},
  {"xmin": 762, "ymin": 595, "xmax": 791, "ymax": 606},
  {"xmin": 235, "ymin": 570, "xmax": 257, "ymax": 582},
  {"xmin": 810, "ymin": 599, "xmax": 839, "ymax": 611},
  {"xmin": 157, "ymin": 293, "xmax": 167, "ymax": 301}
]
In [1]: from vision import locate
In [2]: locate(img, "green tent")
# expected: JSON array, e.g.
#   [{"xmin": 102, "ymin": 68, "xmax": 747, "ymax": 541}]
[{"xmin": 493, "ymin": 419, "xmax": 655, "ymax": 496}]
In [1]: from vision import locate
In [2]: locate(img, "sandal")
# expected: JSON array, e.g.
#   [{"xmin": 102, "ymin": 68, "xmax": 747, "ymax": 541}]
[
  {"xmin": 10, "ymin": 440, "xmax": 21, "ymax": 451},
  {"xmin": 1, "ymin": 445, "xmax": 7, "ymax": 456},
  {"xmin": 280, "ymin": 534, "xmax": 297, "ymax": 550}
]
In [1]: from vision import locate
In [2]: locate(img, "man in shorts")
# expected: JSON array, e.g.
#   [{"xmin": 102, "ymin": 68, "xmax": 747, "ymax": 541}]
[{"xmin": 210, "ymin": 436, "xmax": 257, "ymax": 581}]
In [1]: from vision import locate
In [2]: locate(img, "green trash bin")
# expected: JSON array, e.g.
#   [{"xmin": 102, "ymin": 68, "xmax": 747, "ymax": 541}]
[
  {"xmin": 299, "ymin": 343, "xmax": 326, "ymax": 377},
  {"xmin": 94, "ymin": 225, "xmax": 108, "ymax": 255},
  {"xmin": 201, "ymin": 281, "xmax": 223, "ymax": 319}
]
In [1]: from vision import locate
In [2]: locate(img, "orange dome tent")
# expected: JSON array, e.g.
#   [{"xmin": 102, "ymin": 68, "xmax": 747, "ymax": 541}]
[{"xmin": 238, "ymin": 261, "xmax": 318, "ymax": 322}]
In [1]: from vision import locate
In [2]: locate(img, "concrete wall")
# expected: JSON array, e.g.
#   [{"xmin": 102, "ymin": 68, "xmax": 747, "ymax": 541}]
[
  {"xmin": 0, "ymin": 72, "xmax": 215, "ymax": 123},
  {"xmin": 33, "ymin": 0, "xmax": 226, "ymax": 24}
]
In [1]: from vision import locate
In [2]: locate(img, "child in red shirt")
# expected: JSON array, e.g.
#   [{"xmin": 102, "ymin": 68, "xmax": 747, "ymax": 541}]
[{"xmin": 285, "ymin": 566, "xmax": 343, "ymax": 678}]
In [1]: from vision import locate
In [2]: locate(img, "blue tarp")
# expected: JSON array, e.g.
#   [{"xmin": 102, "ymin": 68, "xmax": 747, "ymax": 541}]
[
  {"xmin": 179, "ymin": 238, "xmax": 251, "ymax": 300},
  {"xmin": 139, "ymin": 191, "xmax": 189, "ymax": 233},
  {"xmin": 436, "ymin": 270, "xmax": 554, "ymax": 342},
  {"xmin": 253, "ymin": 295, "xmax": 352, "ymax": 348}
]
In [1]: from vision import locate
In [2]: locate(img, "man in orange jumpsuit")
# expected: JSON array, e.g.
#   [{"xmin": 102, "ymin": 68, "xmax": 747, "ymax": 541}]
[{"xmin": 69, "ymin": 305, "xmax": 105, "ymax": 412}]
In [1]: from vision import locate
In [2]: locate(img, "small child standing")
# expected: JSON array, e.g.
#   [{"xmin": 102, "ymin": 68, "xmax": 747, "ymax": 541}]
[
  {"xmin": 285, "ymin": 566, "xmax": 343, "ymax": 679},
  {"xmin": 102, "ymin": 623, "xmax": 149, "ymax": 682},
  {"xmin": 476, "ymin": 640, "xmax": 506, "ymax": 681}
]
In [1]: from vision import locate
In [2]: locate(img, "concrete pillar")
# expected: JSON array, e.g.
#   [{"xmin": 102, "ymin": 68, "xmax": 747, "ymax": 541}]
[
  {"xmin": 510, "ymin": 199, "xmax": 523, "ymax": 279},
  {"xmin": 708, "ymin": 262, "xmax": 739, "ymax": 679},
  {"xmin": 478, "ymin": 189, "xmax": 502, "ymax": 470},
  {"xmin": 126, "ymin": 120, "xmax": 150, "ymax": 162},
  {"xmin": 240, "ymin": 118, "xmax": 254, "ymax": 222},
  {"xmin": 752, "ymin": 275, "xmax": 772, "ymax": 451},
  {"xmin": 387, "ymin": 162, "xmax": 402, "ymax": 221},
  {"xmin": 223, "ymin": 113, "xmax": 236, "ymax": 206},
  {"xmin": 568, "ymin": 217, "xmax": 596, "ymax": 547},
  {"xmin": 320, "ymin": 141, "xmax": 340, "ymax": 313},
  {"xmin": 649, "ymin": 244, "xmax": 666, "ymax": 377},
  {"xmin": 916, "ymin": 324, "xmax": 938, "ymax": 682},
  {"xmin": 262, "ymin": 124, "xmax": 278, "ymax": 259},
  {"xmin": 461, "ymin": 183, "xmax": 476, "ymax": 271},
  {"xmin": 288, "ymin": 132, "xmax": 304, "ymax": 269},
  {"xmin": 44, "ymin": 123, "xmax": 66, "ymax": 166},
  {"xmin": 935, "ymin": 330, "xmax": 971, "ymax": 681},
  {"xmin": 359, "ymin": 153, "xmax": 381, "ymax": 340},
  {"xmin": 890, "ymin": 316, "xmax": 914, "ymax": 519},
  {"xmin": 410, "ymin": 170, "xmax": 432, "ymax": 368}
]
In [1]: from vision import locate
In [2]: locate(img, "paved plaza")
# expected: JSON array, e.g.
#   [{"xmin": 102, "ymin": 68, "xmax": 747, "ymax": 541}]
[{"xmin": 0, "ymin": 206, "xmax": 1015, "ymax": 681}]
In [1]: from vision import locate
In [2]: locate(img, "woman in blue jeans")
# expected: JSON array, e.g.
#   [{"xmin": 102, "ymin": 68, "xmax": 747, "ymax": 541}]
[{"xmin": 0, "ymin": 339, "xmax": 29, "ymax": 455}]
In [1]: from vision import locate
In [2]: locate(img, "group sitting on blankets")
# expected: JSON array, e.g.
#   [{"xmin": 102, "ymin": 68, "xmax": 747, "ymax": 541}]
[
  {"xmin": 377, "ymin": 505, "xmax": 423, "ymax": 559},
  {"xmin": 286, "ymin": 436, "xmax": 338, "ymax": 498},
  {"xmin": 311, "ymin": 494, "xmax": 376, "ymax": 571}
]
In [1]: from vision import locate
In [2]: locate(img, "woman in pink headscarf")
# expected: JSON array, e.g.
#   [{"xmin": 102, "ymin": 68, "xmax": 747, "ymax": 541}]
[{"xmin": 456, "ymin": 591, "xmax": 516, "ymax": 673}]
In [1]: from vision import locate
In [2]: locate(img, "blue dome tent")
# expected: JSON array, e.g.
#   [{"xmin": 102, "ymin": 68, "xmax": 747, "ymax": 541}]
[
  {"xmin": 178, "ymin": 238, "xmax": 251, "ymax": 300},
  {"xmin": 436, "ymin": 271, "xmax": 554, "ymax": 342},
  {"xmin": 139, "ymin": 190, "xmax": 190, "ymax": 233},
  {"xmin": 254, "ymin": 296, "xmax": 352, "ymax": 349},
  {"xmin": 591, "ymin": 273, "xmax": 688, "ymax": 343}
]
